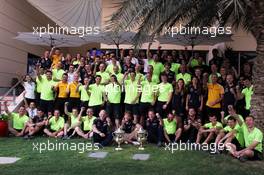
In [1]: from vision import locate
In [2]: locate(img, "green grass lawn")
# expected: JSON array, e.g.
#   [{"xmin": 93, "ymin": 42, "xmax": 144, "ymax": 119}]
[{"xmin": 0, "ymin": 137, "xmax": 263, "ymax": 175}]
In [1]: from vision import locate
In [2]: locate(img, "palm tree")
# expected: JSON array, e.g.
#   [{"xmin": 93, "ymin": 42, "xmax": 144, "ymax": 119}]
[{"xmin": 108, "ymin": 0, "xmax": 264, "ymax": 130}]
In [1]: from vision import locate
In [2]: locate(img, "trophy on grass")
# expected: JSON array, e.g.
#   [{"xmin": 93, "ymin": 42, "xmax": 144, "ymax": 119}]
[
  {"xmin": 112, "ymin": 128, "xmax": 125, "ymax": 151},
  {"xmin": 137, "ymin": 127, "xmax": 148, "ymax": 150}
]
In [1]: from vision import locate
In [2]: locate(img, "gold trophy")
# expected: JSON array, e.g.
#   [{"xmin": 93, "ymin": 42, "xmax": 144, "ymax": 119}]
[
  {"xmin": 112, "ymin": 128, "xmax": 125, "ymax": 151},
  {"xmin": 136, "ymin": 128, "xmax": 148, "ymax": 150}
]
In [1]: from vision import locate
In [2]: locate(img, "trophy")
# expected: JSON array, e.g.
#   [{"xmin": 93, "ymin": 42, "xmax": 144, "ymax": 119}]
[
  {"xmin": 136, "ymin": 127, "xmax": 148, "ymax": 150},
  {"xmin": 112, "ymin": 128, "xmax": 125, "ymax": 151}
]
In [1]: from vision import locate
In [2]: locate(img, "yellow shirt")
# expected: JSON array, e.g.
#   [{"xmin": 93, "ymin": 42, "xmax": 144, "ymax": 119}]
[
  {"xmin": 206, "ymin": 83, "xmax": 224, "ymax": 108},
  {"xmin": 56, "ymin": 81, "xmax": 68, "ymax": 98},
  {"xmin": 51, "ymin": 55, "xmax": 61, "ymax": 68},
  {"xmin": 68, "ymin": 82, "xmax": 80, "ymax": 98}
]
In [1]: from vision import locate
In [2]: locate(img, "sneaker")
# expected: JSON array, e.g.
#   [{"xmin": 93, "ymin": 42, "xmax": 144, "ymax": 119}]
[
  {"xmin": 238, "ymin": 156, "xmax": 247, "ymax": 162},
  {"xmin": 157, "ymin": 142, "xmax": 162, "ymax": 147},
  {"xmin": 23, "ymin": 135, "xmax": 29, "ymax": 139},
  {"xmin": 132, "ymin": 141, "xmax": 140, "ymax": 146},
  {"xmin": 62, "ymin": 135, "xmax": 69, "ymax": 140}
]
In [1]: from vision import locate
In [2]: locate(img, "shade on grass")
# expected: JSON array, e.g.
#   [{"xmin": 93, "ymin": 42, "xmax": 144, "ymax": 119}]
[{"xmin": 0, "ymin": 137, "xmax": 263, "ymax": 175}]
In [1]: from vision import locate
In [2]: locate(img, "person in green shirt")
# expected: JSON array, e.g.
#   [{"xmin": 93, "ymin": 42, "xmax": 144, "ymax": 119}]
[
  {"xmin": 105, "ymin": 75, "xmax": 122, "ymax": 127},
  {"xmin": 96, "ymin": 63, "xmax": 110, "ymax": 85},
  {"xmin": 88, "ymin": 75, "xmax": 106, "ymax": 117},
  {"xmin": 156, "ymin": 73, "xmax": 173, "ymax": 118},
  {"xmin": 148, "ymin": 54, "xmax": 164, "ymax": 77},
  {"xmin": 52, "ymin": 62, "xmax": 65, "ymax": 82},
  {"xmin": 43, "ymin": 109, "xmax": 65, "ymax": 138},
  {"xmin": 75, "ymin": 108, "xmax": 96, "ymax": 139},
  {"xmin": 237, "ymin": 77, "xmax": 253, "ymax": 117},
  {"xmin": 214, "ymin": 116, "xmax": 244, "ymax": 154},
  {"xmin": 4, "ymin": 102, "xmax": 29, "ymax": 137},
  {"xmin": 229, "ymin": 115, "xmax": 263, "ymax": 161},
  {"xmin": 139, "ymin": 72, "xmax": 158, "ymax": 126},
  {"xmin": 176, "ymin": 64, "xmax": 191, "ymax": 85},
  {"xmin": 196, "ymin": 114, "xmax": 223, "ymax": 144},
  {"xmin": 62, "ymin": 102, "xmax": 82, "ymax": 139},
  {"xmin": 166, "ymin": 55, "xmax": 180, "ymax": 74},
  {"xmin": 111, "ymin": 65, "xmax": 124, "ymax": 84},
  {"xmin": 162, "ymin": 112, "xmax": 182, "ymax": 143},
  {"xmin": 146, "ymin": 65, "xmax": 160, "ymax": 84},
  {"xmin": 105, "ymin": 57, "xmax": 121, "ymax": 74},
  {"xmin": 123, "ymin": 71, "xmax": 141, "ymax": 123},
  {"xmin": 36, "ymin": 66, "xmax": 57, "ymax": 115},
  {"xmin": 77, "ymin": 77, "xmax": 90, "ymax": 109}
]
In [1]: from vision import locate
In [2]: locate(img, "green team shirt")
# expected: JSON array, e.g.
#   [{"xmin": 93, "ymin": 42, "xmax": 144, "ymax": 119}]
[
  {"xmin": 170, "ymin": 63, "xmax": 181, "ymax": 74},
  {"xmin": 140, "ymin": 81, "xmax": 158, "ymax": 103},
  {"xmin": 96, "ymin": 71, "xmax": 110, "ymax": 85},
  {"xmin": 36, "ymin": 75, "xmax": 46, "ymax": 93},
  {"xmin": 10, "ymin": 113, "xmax": 29, "ymax": 130},
  {"xmin": 224, "ymin": 115, "xmax": 245, "ymax": 146},
  {"xmin": 190, "ymin": 58, "xmax": 199, "ymax": 68},
  {"xmin": 40, "ymin": 78, "xmax": 57, "ymax": 101},
  {"xmin": 82, "ymin": 116, "xmax": 96, "ymax": 131},
  {"xmin": 49, "ymin": 116, "xmax": 65, "ymax": 131},
  {"xmin": 79, "ymin": 85, "xmax": 89, "ymax": 101},
  {"xmin": 204, "ymin": 122, "xmax": 223, "ymax": 129},
  {"xmin": 69, "ymin": 113, "xmax": 80, "ymax": 127},
  {"xmin": 241, "ymin": 123, "xmax": 263, "ymax": 152},
  {"xmin": 163, "ymin": 118, "xmax": 177, "ymax": 134},
  {"xmin": 124, "ymin": 79, "xmax": 139, "ymax": 104},
  {"xmin": 105, "ymin": 83, "xmax": 121, "ymax": 104},
  {"xmin": 157, "ymin": 82, "xmax": 173, "ymax": 102},
  {"xmin": 176, "ymin": 73, "xmax": 191, "ymax": 85},
  {"xmin": 112, "ymin": 73, "xmax": 124, "ymax": 84},
  {"xmin": 242, "ymin": 85, "xmax": 253, "ymax": 110},
  {"xmin": 52, "ymin": 68, "xmax": 65, "ymax": 81},
  {"xmin": 148, "ymin": 60, "xmax": 164, "ymax": 76},
  {"xmin": 105, "ymin": 64, "xmax": 121, "ymax": 74},
  {"xmin": 88, "ymin": 84, "xmax": 105, "ymax": 106}
]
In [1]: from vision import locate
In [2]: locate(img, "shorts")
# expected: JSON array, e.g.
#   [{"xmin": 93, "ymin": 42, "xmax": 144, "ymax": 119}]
[
  {"xmin": 139, "ymin": 102, "xmax": 152, "ymax": 117},
  {"xmin": 231, "ymin": 137, "xmax": 243, "ymax": 150},
  {"xmin": 125, "ymin": 104, "xmax": 139, "ymax": 116},
  {"xmin": 251, "ymin": 150, "xmax": 263, "ymax": 161},
  {"xmin": 106, "ymin": 103, "xmax": 121, "ymax": 119}
]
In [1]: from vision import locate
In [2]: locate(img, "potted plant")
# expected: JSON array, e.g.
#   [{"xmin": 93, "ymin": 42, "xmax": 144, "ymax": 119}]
[{"xmin": 0, "ymin": 114, "xmax": 8, "ymax": 137}]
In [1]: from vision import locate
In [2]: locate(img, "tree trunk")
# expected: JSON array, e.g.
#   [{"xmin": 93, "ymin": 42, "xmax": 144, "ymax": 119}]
[{"xmin": 250, "ymin": 32, "xmax": 264, "ymax": 131}]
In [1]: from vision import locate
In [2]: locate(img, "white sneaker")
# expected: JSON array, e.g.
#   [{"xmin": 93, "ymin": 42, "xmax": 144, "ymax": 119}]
[{"xmin": 132, "ymin": 141, "xmax": 140, "ymax": 146}]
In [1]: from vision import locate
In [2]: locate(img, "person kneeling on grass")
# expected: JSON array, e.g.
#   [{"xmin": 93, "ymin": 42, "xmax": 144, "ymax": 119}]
[
  {"xmin": 63, "ymin": 102, "xmax": 82, "ymax": 139},
  {"xmin": 75, "ymin": 108, "xmax": 96, "ymax": 139},
  {"xmin": 92, "ymin": 110, "xmax": 113, "ymax": 147},
  {"xmin": 214, "ymin": 116, "xmax": 244, "ymax": 154},
  {"xmin": 121, "ymin": 111, "xmax": 142, "ymax": 145},
  {"xmin": 43, "ymin": 110, "xmax": 64, "ymax": 138},
  {"xmin": 228, "ymin": 115, "xmax": 263, "ymax": 161},
  {"xmin": 23, "ymin": 109, "xmax": 46, "ymax": 139},
  {"xmin": 4, "ymin": 101, "xmax": 29, "ymax": 137},
  {"xmin": 196, "ymin": 114, "xmax": 223, "ymax": 144},
  {"xmin": 162, "ymin": 112, "xmax": 182, "ymax": 143}
]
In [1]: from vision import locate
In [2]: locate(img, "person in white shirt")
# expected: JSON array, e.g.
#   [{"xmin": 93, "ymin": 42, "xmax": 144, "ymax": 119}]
[{"xmin": 22, "ymin": 75, "xmax": 36, "ymax": 104}]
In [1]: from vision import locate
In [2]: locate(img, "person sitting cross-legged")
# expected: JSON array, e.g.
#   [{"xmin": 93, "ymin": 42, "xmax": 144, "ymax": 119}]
[
  {"xmin": 228, "ymin": 115, "xmax": 263, "ymax": 161},
  {"xmin": 4, "ymin": 101, "xmax": 29, "ymax": 137},
  {"xmin": 75, "ymin": 108, "xmax": 96, "ymax": 139},
  {"xmin": 23, "ymin": 109, "xmax": 46, "ymax": 139},
  {"xmin": 146, "ymin": 110, "xmax": 163, "ymax": 147},
  {"xmin": 92, "ymin": 110, "xmax": 113, "ymax": 147},
  {"xmin": 162, "ymin": 112, "xmax": 182, "ymax": 143},
  {"xmin": 121, "ymin": 111, "xmax": 142, "ymax": 145},
  {"xmin": 63, "ymin": 102, "xmax": 82, "ymax": 139},
  {"xmin": 43, "ymin": 109, "xmax": 64, "ymax": 138},
  {"xmin": 196, "ymin": 114, "xmax": 223, "ymax": 144}
]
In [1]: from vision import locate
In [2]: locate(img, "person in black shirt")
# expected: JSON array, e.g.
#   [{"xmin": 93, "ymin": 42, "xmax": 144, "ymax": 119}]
[
  {"xmin": 162, "ymin": 62, "xmax": 175, "ymax": 84},
  {"xmin": 223, "ymin": 74, "xmax": 237, "ymax": 115},
  {"xmin": 92, "ymin": 110, "xmax": 113, "ymax": 146},
  {"xmin": 38, "ymin": 50, "xmax": 52, "ymax": 70},
  {"xmin": 23, "ymin": 109, "xmax": 46, "ymax": 139},
  {"xmin": 121, "ymin": 111, "xmax": 142, "ymax": 144},
  {"xmin": 121, "ymin": 56, "xmax": 135, "ymax": 73},
  {"xmin": 209, "ymin": 49, "xmax": 223, "ymax": 69},
  {"xmin": 146, "ymin": 110, "xmax": 163, "ymax": 147},
  {"xmin": 182, "ymin": 108, "xmax": 201, "ymax": 143},
  {"xmin": 186, "ymin": 76, "xmax": 203, "ymax": 112}
]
